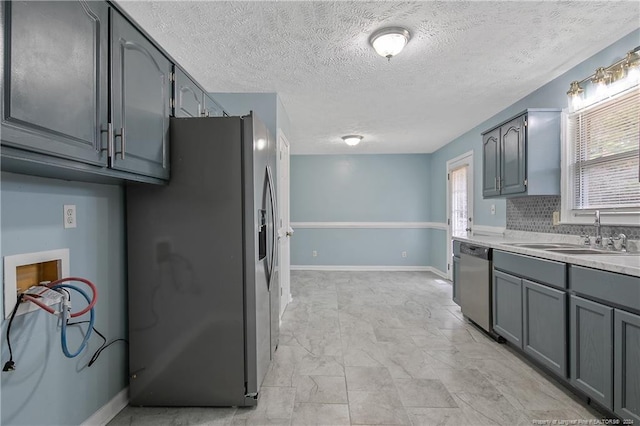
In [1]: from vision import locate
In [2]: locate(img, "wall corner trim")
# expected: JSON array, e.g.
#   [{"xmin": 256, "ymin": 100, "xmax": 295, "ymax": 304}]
[
  {"xmin": 291, "ymin": 221, "xmax": 448, "ymax": 230},
  {"xmin": 81, "ymin": 387, "xmax": 129, "ymax": 426}
]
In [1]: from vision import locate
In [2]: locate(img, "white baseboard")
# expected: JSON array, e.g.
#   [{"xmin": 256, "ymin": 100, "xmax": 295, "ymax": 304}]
[
  {"xmin": 82, "ymin": 387, "xmax": 128, "ymax": 426},
  {"xmin": 291, "ymin": 265, "xmax": 448, "ymax": 278},
  {"xmin": 427, "ymin": 267, "xmax": 449, "ymax": 279}
]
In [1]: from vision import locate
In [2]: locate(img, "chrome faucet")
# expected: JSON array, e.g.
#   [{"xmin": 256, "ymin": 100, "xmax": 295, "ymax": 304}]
[
  {"xmin": 594, "ymin": 210, "xmax": 603, "ymax": 249},
  {"xmin": 618, "ymin": 233, "xmax": 628, "ymax": 252}
]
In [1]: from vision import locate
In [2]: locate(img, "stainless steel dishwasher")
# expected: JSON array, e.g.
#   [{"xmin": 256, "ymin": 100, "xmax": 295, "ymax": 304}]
[{"xmin": 459, "ymin": 243, "xmax": 493, "ymax": 334}]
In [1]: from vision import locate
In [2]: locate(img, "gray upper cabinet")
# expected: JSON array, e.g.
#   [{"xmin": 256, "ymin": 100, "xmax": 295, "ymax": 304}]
[
  {"xmin": 2, "ymin": 0, "xmax": 108, "ymax": 166},
  {"xmin": 111, "ymin": 10, "xmax": 171, "ymax": 180},
  {"xmin": 175, "ymin": 68, "xmax": 203, "ymax": 118},
  {"xmin": 570, "ymin": 295, "xmax": 613, "ymax": 409},
  {"xmin": 204, "ymin": 94, "xmax": 225, "ymax": 117},
  {"xmin": 482, "ymin": 109, "xmax": 561, "ymax": 198},
  {"xmin": 482, "ymin": 128, "xmax": 500, "ymax": 197},
  {"xmin": 614, "ymin": 309, "xmax": 640, "ymax": 422},
  {"xmin": 523, "ymin": 279, "xmax": 567, "ymax": 378},
  {"xmin": 500, "ymin": 116, "xmax": 526, "ymax": 195}
]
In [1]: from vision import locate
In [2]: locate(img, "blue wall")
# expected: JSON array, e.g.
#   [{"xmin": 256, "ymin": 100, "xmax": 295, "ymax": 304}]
[
  {"xmin": 290, "ymin": 154, "xmax": 432, "ymax": 267},
  {"xmin": 0, "ymin": 173, "xmax": 127, "ymax": 425}
]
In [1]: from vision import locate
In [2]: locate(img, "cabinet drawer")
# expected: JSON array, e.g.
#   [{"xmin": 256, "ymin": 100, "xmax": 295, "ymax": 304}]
[
  {"xmin": 494, "ymin": 250, "xmax": 566, "ymax": 289},
  {"xmin": 569, "ymin": 266, "xmax": 640, "ymax": 312}
]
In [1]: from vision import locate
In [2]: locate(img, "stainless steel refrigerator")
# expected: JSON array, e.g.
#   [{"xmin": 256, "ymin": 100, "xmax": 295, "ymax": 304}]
[{"xmin": 126, "ymin": 113, "xmax": 279, "ymax": 406}]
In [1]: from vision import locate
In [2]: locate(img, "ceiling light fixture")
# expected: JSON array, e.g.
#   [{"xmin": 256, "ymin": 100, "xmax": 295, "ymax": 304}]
[
  {"xmin": 342, "ymin": 135, "xmax": 363, "ymax": 146},
  {"xmin": 369, "ymin": 27, "xmax": 411, "ymax": 60}
]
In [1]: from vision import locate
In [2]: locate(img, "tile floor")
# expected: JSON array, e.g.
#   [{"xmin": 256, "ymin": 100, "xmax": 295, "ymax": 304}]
[{"xmin": 110, "ymin": 270, "xmax": 605, "ymax": 425}]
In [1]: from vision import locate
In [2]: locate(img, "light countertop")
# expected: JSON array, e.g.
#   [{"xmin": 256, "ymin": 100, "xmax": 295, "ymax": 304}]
[{"xmin": 453, "ymin": 231, "xmax": 640, "ymax": 277}]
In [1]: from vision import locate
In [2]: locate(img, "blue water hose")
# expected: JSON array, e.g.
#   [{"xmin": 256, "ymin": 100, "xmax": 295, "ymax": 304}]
[{"xmin": 51, "ymin": 284, "xmax": 94, "ymax": 358}]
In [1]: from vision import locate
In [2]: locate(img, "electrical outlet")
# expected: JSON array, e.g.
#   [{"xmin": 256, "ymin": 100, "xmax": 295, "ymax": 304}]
[
  {"xmin": 312, "ymin": 250, "xmax": 317, "ymax": 257},
  {"xmin": 491, "ymin": 204, "xmax": 496, "ymax": 215},
  {"xmin": 401, "ymin": 251, "xmax": 407, "ymax": 258},
  {"xmin": 553, "ymin": 211, "xmax": 560, "ymax": 226},
  {"xmin": 63, "ymin": 205, "xmax": 76, "ymax": 229}
]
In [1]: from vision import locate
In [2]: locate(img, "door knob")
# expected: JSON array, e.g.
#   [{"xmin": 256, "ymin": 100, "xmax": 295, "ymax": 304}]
[{"xmin": 286, "ymin": 231, "xmax": 293, "ymax": 237}]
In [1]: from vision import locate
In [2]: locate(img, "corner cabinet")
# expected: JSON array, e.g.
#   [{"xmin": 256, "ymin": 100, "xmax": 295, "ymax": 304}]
[
  {"xmin": 174, "ymin": 69, "xmax": 226, "ymax": 119},
  {"xmin": 1, "ymin": 0, "xmax": 109, "ymax": 166},
  {"xmin": 615, "ymin": 309, "xmax": 640, "ymax": 422},
  {"xmin": 482, "ymin": 109, "xmax": 561, "ymax": 198},
  {"xmin": 204, "ymin": 94, "xmax": 225, "ymax": 117},
  {"xmin": 175, "ymin": 68, "xmax": 203, "ymax": 118},
  {"xmin": 569, "ymin": 265, "xmax": 640, "ymax": 420},
  {"xmin": 110, "ymin": 10, "xmax": 171, "ymax": 180}
]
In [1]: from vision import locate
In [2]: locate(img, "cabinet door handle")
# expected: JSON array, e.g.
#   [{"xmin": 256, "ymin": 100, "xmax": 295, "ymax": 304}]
[
  {"xmin": 115, "ymin": 127, "xmax": 126, "ymax": 160},
  {"xmin": 101, "ymin": 123, "xmax": 113, "ymax": 158},
  {"xmin": 494, "ymin": 177, "xmax": 498, "ymax": 191}
]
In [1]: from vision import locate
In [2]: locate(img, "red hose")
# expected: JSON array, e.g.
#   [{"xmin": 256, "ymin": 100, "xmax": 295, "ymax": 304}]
[
  {"xmin": 22, "ymin": 295, "xmax": 57, "ymax": 314},
  {"xmin": 46, "ymin": 277, "xmax": 98, "ymax": 318}
]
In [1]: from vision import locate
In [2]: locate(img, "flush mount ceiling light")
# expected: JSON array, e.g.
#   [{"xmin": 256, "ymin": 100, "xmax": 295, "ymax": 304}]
[
  {"xmin": 342, "ymin": 135, "xmax": 363, "ymax": 146},
  {"xmin": 369, "ymin": 27, "xmax": 411, "ymax": 60}
]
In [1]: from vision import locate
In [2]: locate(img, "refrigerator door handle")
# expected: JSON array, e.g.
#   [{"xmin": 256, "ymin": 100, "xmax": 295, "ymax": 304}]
[{"xmin": 266, "ymin": 165, "xmax": 277, "ymax": 289}]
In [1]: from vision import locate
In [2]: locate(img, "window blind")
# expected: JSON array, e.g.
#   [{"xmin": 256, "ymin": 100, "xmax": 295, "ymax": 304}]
[
  {"xmin": 451, "ymin": 166, "xmax": 468, "ymax": 235},
  {"xmin": 567, "ymin": 87, "xmax": 640, "ymax": 210}
]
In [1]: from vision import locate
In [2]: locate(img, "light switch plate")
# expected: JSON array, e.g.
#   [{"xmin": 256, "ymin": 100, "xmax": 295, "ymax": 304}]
[{"xmin": 553, "ymin": 211, "xmax": 560, "ymax": 226}]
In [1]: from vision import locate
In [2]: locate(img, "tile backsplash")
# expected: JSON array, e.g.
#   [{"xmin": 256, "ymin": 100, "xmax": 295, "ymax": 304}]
[{"xmin": 506, "ymin": 196, "xmax": 640, "ymax": 240}]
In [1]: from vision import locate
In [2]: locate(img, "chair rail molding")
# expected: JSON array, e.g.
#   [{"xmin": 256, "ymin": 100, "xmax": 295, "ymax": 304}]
[{"xmin": 291, "ymin": 221, "xmax": 448, "ymax": 230}]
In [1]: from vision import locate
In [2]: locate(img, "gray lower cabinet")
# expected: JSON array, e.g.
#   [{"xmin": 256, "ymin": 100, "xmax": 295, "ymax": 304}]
[
  {"xmin": 175, "ymin": 68, "xmax": 203, "ymax": 118},
  {"xmin": 493, "ymin": 269, "xmax": 523, "ymax": 347},
  {"xmin": 570, "ymin": 295, "xmax": 613, "ymax": 409},
  {"xmin": 614, "ymin": 309, "xmax": 640, "ymax": 422},
  {"xmin": 110, "ymin": 10, "xmax": 171, "ymax": 180},
  {"xmin": 452, "ymin": 255, "xmax": 460, "ymax": 305},
  {"xmin": 2, "ymin": 0, "xmax": 109, "ymax": 166},
  {"xmin": 523, "ymin": 279, "xmax": 567, "ymax": 378}
]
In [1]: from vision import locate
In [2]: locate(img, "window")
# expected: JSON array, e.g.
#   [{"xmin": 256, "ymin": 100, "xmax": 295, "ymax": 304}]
[{"xmin": 562, "ymin": 87, "xmax": 640, "ymax": 225}]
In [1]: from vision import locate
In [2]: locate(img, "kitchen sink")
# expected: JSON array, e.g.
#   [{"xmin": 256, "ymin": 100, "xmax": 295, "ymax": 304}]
[{"xmin": 506, "ymin": 243, "xmax": 583, "ymax": 249}]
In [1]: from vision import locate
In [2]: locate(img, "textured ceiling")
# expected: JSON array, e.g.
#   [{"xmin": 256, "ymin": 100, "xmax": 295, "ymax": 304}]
[{"xmin": 117, "ymin": 1, "xmax": 639, "ymax": 155}]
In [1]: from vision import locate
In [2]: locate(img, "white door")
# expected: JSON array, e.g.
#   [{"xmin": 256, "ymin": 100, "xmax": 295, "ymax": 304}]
[
  {"xmin": 446, "ymin": 151, "xmax": 473, "ymax": 279},
  {"xmin": 277, "ymin": 130, "xmax": 292, "ymax": 318}
]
